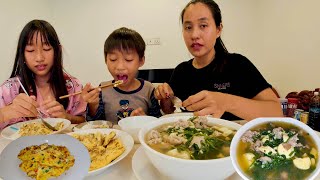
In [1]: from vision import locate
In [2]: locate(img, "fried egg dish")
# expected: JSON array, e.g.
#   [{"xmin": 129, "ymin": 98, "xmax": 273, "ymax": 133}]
[
  {"xmin": 17, "ymin": 143, "xmax": 75, "ymax": 180},
  {"xmin": 19, "ymin": 122, "xmax": 64, "ymax": 136},
  {"xmin": 71, "ymin": 131, "xmax": 125, "ymax": 171}
]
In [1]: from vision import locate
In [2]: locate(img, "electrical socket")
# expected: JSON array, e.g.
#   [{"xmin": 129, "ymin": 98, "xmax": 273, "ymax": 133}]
[{"xmin": 146, "ymin": 38, "xmax": 161, "ymax": 45}]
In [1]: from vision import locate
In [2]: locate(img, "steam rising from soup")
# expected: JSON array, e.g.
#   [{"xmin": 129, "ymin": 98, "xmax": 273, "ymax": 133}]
[
  {"xmin": 238, "ymin": 122, "xmax": 318, "ymax": 180},
  {"xmin": 146, "ymin": 116, "xmax": 236, "ymax": 160}
]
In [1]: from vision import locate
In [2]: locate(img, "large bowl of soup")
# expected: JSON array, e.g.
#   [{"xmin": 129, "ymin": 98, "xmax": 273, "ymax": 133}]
[
  {"xmin": 230, "ymin": 117, "xmax": 320, "ymax": 180},
  {"xmin": 138, "ymin": 116, "xmax": 242, "ymax": 180}
]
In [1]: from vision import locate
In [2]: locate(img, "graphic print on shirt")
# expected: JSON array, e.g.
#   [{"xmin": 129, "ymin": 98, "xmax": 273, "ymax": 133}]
[
  {"xmin": 70, "ymin": 101, "xmax": 80, "ymax": 114},
  {"xmin": 4, "ymin": 80, "xmax": 13, "ymax": 89},
  {"xmin": 65, "ymin": 79, "xmax": 74, "ymax": 91},
  {"xmin": 116, "ymin": 99, "xmax": 134, "ymax": 120},
  {"xmin": 213, "ymin": 82, "xmax": 231, "ymax": 90}
]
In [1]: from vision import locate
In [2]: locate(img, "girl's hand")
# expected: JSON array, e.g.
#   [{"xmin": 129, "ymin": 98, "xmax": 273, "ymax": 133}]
[
  {"xmin": 43, "ymin": 96, "xmax": 68, "ymax": 119},
  {"xmin": 154, "ymin": 83, "xmax": 174, "ymax": 100},
  {"xmin": 7, "ymin": 94, "xmax": 38, "ymax": 118},
  {"xmin": 81, "ymin": 83, "xmax": 100, "ymax": 104},
  {"xmin": 130, "ymin": 107, "xmax": 146, "ymax": 116},
  {"xmin": 182, "ymin": 90, "xmax": 226, "ymax": 118}
]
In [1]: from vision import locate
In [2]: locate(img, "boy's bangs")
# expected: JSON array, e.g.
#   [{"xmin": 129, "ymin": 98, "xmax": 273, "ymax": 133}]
[{"xmin": 107, "ymin": 38, "xmax": 137, "ymax": 54}]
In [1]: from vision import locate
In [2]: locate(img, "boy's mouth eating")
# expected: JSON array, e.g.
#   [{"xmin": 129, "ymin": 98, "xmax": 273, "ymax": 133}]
[{"xmin": 117, "ymin": 75, "xmax": 128, "ymax": 83}]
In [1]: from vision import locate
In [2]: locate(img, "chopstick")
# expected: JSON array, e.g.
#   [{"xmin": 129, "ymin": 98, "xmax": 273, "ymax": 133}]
[{"xmin": 59, "ymin": 80, "xmax": 123, "ymax": 99}]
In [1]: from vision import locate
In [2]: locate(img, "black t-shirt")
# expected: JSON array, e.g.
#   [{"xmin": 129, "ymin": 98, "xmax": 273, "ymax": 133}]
[{"xmin": 169, "ymin": 53, "xmax": 271, "ymax": 120}]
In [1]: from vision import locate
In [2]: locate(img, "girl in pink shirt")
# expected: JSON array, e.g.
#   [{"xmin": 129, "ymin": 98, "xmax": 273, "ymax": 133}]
[{"xmin": 0, "ymin": 20, "xmax": 86, "ymax": 129}]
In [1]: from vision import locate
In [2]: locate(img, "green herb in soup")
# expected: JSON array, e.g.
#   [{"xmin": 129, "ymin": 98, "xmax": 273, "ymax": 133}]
[
  {"xmin": 238, "ymin": 122, "xmax": 318, "ymax": 180},
  {"xmin": 146, "ymin": 117, "xmax": 236, "ymax": 160}
]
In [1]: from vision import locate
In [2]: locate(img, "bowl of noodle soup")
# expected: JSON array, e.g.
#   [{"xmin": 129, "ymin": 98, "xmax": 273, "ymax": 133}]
[
  {"xmin": 230, "ymin": 117, "xmax": 320, "ymax": 180},
  {"xmin": 139, "ymin": 116, "xmax": 241, "ymax": 180}
]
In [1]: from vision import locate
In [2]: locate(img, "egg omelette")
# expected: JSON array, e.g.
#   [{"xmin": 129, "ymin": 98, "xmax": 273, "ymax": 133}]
[{"xmin": 18, "ymin": 143, "xmax": 75, "ymax": 180}]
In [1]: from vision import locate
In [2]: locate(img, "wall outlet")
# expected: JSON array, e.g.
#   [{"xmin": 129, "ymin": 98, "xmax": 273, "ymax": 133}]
[{"xmin": 146, "ymin": 38, "xmax": 161, "ymax": 45}]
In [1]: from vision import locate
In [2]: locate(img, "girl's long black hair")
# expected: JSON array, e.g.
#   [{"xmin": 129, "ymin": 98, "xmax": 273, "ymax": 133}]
[{"xmin": 10, "ymin": 19, "xmax": 69, "ymax": 109}]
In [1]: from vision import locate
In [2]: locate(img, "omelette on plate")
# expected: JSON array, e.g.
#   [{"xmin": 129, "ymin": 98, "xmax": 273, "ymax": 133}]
[
  {"xmin": 71, "ymin": 131, "xmax": 125, "ymax": 171},
  {"xmin": 18, "ymin": 143, "xmax": 74, "ymax": 180}
]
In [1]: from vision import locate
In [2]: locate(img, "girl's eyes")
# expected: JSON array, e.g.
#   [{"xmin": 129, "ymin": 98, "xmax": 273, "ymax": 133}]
[
  {"xmin": 25, "ymin": 47, "xmax": 52, "ymax": 52},
  {"xmin": 125, "ymin": 59, "xmax": 133, "ymax": 62},
  {"xmin": 43, "ymin": 48, "xmax": 52, "ymax": 51}
]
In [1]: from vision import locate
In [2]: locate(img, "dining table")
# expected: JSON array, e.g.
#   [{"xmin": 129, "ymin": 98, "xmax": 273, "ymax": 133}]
[{"xmin": 0, "ymin": 120, "xmax": 319, "ymax": 180}]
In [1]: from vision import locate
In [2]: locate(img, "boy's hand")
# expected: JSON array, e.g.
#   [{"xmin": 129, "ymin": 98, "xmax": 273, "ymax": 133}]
[
  {"xmin": 81, "ymin": 83, "xmax": 100, "ymax": 104},
  {"xmin": 81, "ymin": 83, "xmax": 100, "ymax": 116},
  {"xmin": 130, "ymin": 107, "xmax": 146, "ymax": 116}
]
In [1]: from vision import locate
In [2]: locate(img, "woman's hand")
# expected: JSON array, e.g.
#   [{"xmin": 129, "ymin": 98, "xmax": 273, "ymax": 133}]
[
  {"xmin": 154, "ymin": 83, "xmax": 175, "ymax": 114},
  {"xmin": 43, "ymin": 96, "xmax": 68, "ymax": 119},
  {"xmin": 4, "ymin": 94, "xmax": 39, "ymax": 119},
  {"xmin": 182, "ymin": 90, "xmax": 227, "ymax": 118},
  {"xmin": 154, "ymin": 83, "xmax": 174, "ymax": 100},
  {"xmin": 130, "ymin": 107, "xmax": 146, "ymax": 116}
]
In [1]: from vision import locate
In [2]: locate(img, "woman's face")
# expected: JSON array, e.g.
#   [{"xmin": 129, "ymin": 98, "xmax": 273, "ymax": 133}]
[
  {"xmin": 182, "ymin": 3, "xmax": 222, "ymax": 59},
  {"xmin": 24, "ymin": 32, "xmax": 54, "ymax": 79}
]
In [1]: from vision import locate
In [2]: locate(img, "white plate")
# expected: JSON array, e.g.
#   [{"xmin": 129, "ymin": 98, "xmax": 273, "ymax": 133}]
[
  {"xmin": 0, "ymin": 134, "xmax": 90, "ymax": 180},
  {"xmin": 68, "ymin": 128, "xmax": 134, "ymax": 176},
  {"xmin": 132, "ymin": 146, "xmax": 243, "ymax": 180},
  {"xmin": 1, "ymin": 118, "xmax": 71, "ymax": 140}
]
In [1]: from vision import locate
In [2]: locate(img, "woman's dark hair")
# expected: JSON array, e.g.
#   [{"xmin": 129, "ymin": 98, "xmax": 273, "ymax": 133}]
[
  {"xmin": 181, "ymin": 0, "xmax": 228, "ymax": 56},
  {"xmin": 10, "ymin": 19, "xmax": 69, "ymax": 108},
  {"xmin": 104, "ymin": 27, "xmax": 145, "ymax": 60}
]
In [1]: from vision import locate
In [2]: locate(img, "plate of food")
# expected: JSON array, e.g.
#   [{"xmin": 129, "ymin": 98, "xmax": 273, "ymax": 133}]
[
  {"xmin": 1, "ymin": 118, "xmax": 71, "ymax": 140},
  {"xmin": 0, "ymin": 134, "xmax": 90, "ymax": 180},
  {"xmin": 68, "ymin": 128, "xmax": 134, "ymax": 176},
  {"xmin": 72, "ymin": 120, "xmax": 113, "ymax": 131}
]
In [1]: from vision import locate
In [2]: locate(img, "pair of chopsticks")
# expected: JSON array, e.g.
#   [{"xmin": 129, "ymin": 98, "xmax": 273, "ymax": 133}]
[
  {"xmin": 16, "ymin": 78, "xmax": 57, "ymax": 131},
  {"xmin": 59, "ymin": 80, "xmax": 123, "ymax": 99}
]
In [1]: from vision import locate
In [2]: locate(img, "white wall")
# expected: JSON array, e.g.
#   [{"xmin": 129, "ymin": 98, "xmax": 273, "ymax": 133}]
[
  {"xmin": 0, "ymin": 0, "xmax": 319, "ymax": 97},
  {"xmin": 257, "ymin": 0, "xmax": 320, "ymax": 96},
  {"xmin": 0, "ymin": 0, "xmax": 52, "ymax": 80}
]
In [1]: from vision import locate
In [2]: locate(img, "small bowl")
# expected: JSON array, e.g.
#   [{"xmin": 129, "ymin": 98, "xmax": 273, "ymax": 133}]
[
  {"xmin": 72, "ymin": 120, "xmax": 113, "ymax": 132},
  {"xmin": 118, "ymin": 116, "xmax": 158, "ymax": 143},
  {"xmin": 139, "ymin": 116, "xmax": 242, "ymax": 180},
  {"xmin": 230, "ymin": 117, "xmax": 320, "ymax": 180}
]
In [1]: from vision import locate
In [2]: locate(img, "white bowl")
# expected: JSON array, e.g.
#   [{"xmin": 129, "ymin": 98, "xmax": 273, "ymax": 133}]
[
  {"xmin": 68, "ymin": 128, "xmax": 134, "ymax": 176},
  {"xmin": 138, "ymin": 116, "xmax": 242, "ymax": 180},
  {"xmin": 230, "ymin": 117, "xmax": 320, "ymax": 180},
  {"xmin": 0, "ymin": 134, "xmax": 90, "ymax": 180},
  {"xmin": 118, "ymin": 116, "xmax": 159, "ymax": 143}
]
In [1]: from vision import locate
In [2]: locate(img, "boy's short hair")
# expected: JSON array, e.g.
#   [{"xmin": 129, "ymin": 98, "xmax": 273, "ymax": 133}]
[{"xmin": 104, "ymin": 27, "xmax": 145, "ymax": 59}]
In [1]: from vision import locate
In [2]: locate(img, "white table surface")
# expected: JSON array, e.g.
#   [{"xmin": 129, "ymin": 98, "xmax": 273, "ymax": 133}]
[{"xmin": 1, "ymin": 121, "xmax": 319, "ymax": 180}]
